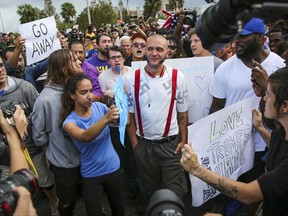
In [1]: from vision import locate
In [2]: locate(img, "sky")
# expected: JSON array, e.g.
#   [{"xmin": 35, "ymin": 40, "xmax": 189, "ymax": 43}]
[{"xmin": 0, "ymin": 0, "xmax": 207, "ymax": 33}]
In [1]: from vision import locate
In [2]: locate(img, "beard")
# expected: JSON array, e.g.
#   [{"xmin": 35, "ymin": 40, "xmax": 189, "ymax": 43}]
[
  {"xmin": 146, "ymin": 56, "xmax": 165, "ymax": 67},
  {"xmin": 99, "ymin": 47, "xmax": 108, "ymax": 56},
  {"xmin": 236, "ymin": 36, "xmax": 259, "ymax": 60}
]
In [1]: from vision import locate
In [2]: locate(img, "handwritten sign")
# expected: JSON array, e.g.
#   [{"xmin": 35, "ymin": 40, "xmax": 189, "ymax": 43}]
[
  {"xmin": 188, "ymin": 96, "xmax": 261, "ymax": 207},
  {"xmin": 132, "ymin": 57, "xmax": 214, "ymax": 123},
  {"xmin": 19, "ymin": 16, "xmax": 61, "ymax": 65},
  {"xmin": 114, "ymin": 69, "xmax": 129, "ymax": 145}
]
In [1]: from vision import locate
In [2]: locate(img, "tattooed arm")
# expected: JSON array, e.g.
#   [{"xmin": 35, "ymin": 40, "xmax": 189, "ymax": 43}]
[
  {"xmin": 175, "ymin": 111, "xmax": 188, "ymax": 154},
  {"xmin": 180, "ymin": 144, "xmax": 263, "ymax": 204}
]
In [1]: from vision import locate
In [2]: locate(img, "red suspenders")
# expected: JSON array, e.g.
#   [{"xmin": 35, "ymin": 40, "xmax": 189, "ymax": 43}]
[{"xmin": 134, "ymin": 68, "xmax": 178, "ymax": 137}]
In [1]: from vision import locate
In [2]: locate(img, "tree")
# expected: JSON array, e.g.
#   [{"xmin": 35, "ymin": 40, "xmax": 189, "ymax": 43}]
[
  {"xmin": 17, "ymin": 4, "xmax": 42, "ymax": 24},
  {"xmin": 168, "ymin": 0, "xmax": 184, "ymax": 10},
  {"xmin": 60, "ymin": 2, "xmax": 76, "ymax": 24},
  {"xmin": 43, "ymin": 0, "xmax": 56, "ymax": 17},
  {"xmin": 77, "ymin": 0, "xmax": 117, "ymax": 30},
  {"xmin": 143, "ymin": 0, "xmax": 162, "ymax": 19}
]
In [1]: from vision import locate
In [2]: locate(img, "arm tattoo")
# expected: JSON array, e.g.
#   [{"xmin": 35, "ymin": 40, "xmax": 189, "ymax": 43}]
[
  {"xmin": 214, "ymin": 178, "xmax": 240, "ymax": 198},
  {"xmin": 196, "ymin": 169, "xmax": 240, "ymax": 199}
]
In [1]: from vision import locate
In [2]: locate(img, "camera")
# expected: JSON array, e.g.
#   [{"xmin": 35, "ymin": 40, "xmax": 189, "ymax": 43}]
[
  {"xmin": 146, "ymin": 189, "xmax": 185, "ymax": 216},
  {"xmin": 195, "ymin": 0, "xmax": 288, "ymax": 51},
  {"xmin": 183, "ymin": 10, "xmax": 197, "ymax": 27},
  {"xmin": 0, "ymin": 169, "xmax": 39, "ymax": 216},
  {"xmin": 69, "ymin": 29, "xmax": 83, "ymax": 41},
  {"xmin": 0, "ymin": 100, "xmax": 30, "ymax": 120},
  {"xmin": 128, "ymin": 25, "xmax": 136, "ymax": 30}
]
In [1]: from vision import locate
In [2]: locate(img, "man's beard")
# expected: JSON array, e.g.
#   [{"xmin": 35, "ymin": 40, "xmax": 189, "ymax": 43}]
[
  {"xmin": 99, "ymin": 48, "xmax": 108, "ymax": 56},
  {"xmin": 146, "ymin": 57, "xmax": 165, "ymax": 66}
]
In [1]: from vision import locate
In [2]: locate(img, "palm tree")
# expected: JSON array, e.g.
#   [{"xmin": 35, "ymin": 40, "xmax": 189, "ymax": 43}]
[
  {"xmin": 43, "ymin": 0, "xmax": 56, "ymax": 17},
  {"xmin": 143, "ymin": 0, "xmax": 162, "ymax": 19},
  {"xmin": 168, "ymin": 0, "xmax": 184, "ymax": 10},
  {"xmin": 60, "ymin": 2, "xmax": 76, "ymax": 24},
  {"xmin": 17, "ymin": 4, "xmax": 42, "ymax": 24}
]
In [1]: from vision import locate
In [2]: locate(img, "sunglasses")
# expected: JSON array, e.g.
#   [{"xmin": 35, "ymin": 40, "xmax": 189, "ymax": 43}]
[
  {"xmin": 109, "ymin": 55, "xmax": 123, "ymax": 60},
  {"xmin": 168, "ymin": 45, "xmax": 177, "ymax": 50},
  {"xmin": 133, "ymin": 42, "xmax": 146, "ymax": 48}
]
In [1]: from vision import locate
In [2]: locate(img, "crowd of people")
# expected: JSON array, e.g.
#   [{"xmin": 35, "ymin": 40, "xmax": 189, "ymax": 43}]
[{"xmin": 0, "ymin": 8, "xmax": 288, "ymax": 216}]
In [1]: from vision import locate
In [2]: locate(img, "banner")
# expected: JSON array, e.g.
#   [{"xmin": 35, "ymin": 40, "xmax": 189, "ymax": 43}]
[
  {"xmin": 132, "ymin": 57, "xmax": 214, "ymax": 123},
  {"xmin": 19, "ymin": 16, "xmax": 61, "ymax": 65},
  {"xmin": 188, "ymin": 96, "xmax": 260, "ymax": 206}
]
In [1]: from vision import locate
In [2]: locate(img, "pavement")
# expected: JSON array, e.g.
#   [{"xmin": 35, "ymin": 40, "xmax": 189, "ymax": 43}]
[{"xmin": 34, "ymin": 190, "xmax": 232, "ymax": 216}]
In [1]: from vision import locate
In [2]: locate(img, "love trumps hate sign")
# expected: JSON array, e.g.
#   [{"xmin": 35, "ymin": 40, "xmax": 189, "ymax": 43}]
[
  {"xmin": 187, "ymin": 96, "xmax": 260, "ymax": 207},
  {"xmin": 19, "ymin": 16, "xmax": 61, "ymax": 65}
]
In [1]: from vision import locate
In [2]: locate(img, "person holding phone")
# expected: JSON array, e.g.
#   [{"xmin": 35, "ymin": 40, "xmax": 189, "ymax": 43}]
[{"xmin": 61, "ymin": 74, "xmax": 124, "ymax": 216}]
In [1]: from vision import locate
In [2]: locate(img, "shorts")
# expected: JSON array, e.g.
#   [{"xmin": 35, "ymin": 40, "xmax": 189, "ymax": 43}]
[{"xmin": 31, "ymin": 150, "xmax": 55, "ymax": 188}]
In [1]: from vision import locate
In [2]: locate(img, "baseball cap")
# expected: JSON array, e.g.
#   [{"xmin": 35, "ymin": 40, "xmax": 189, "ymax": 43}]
[{"xmin": 239, "ymin": 18, "xmax": 265, "ymax": 36}]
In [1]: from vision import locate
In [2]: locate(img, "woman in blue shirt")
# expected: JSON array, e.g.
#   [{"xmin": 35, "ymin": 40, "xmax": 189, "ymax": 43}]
[{"xmin": 61, "ymin": 73, "xmax": 124, "ymax": 216}]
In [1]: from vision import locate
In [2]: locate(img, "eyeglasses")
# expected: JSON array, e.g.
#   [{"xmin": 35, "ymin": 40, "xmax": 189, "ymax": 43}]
[
  {"xmin": 109, "ymin": 55, "xmax": 123, "ymax": 60},
  {"xmin": 111, "ymin": 32, "xmax": 118, "ymax": 34},
  {"xmin": 168, "ymin": 45, "xmax": 177, "ymax": 50},
  {"xmin": 133, "ymin": 42, "xmax": 146, "ymax": 48}
]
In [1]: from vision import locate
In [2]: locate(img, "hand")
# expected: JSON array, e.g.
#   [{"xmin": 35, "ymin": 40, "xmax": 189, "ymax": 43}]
[
  {"xmin": 175, "ymin": 142, "xmax": 184, "ymax": 154},
  {"xmin": 180, "ymin": 143, "xmax": 201, "ymax": 174},
  {"xmin": 106, "ymin": 104, "xmax": 120, "ymax": 123},
  {"xmin": 14, "ymin": 37, "xmax": 26, "ymax": 52},
  {"xmin": 13, "ymin": 186, "xmax": 37, "ymax": 216},
  {"xmin": 104, "ymin": 90, "xmax": 114, "ymax": 98},
  {"xmin": 131, "ymin": 142, "xmax": 138, "ymax": 150},
  {"xmin": 252, "ymin": 82, "xmax": 265, "ymax": 97},
  {"xmin": 0, "ymin": 106, "xmax": 28, "ymax": 141},
  {"xmin": 251, "ymin": 60, "xmax": 269, "ymax": 90},
  {"xmin": 252, "ymin": 109, "xmax": 263, "ymax": 129}
]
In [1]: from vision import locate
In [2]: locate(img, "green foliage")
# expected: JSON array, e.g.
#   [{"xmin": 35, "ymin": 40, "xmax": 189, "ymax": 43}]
[
  {"xmin": 60, "ymin": 2, "xmax": 77, "ymax": 24},
  {"xmin": 168, "ymin": 0, "xmax": 184, "ymax": 10},
  {"xmin": 42, "ymin": 0, "xmax": 56, "ymax": 17},
  {"xmin": 17, "ymin": 4, "xmax": 42, "ymax": 24},
  {"xmin": 77, "ymin": 0, "xmax": 117, "ymax": 30},
  {"xmin": 143, "ymin": 0, "xmax": 162, "ymax": 19}
]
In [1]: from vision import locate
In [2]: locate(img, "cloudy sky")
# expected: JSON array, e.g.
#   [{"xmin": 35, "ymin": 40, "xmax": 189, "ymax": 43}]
[{"xmin": 0, "ymin": 0, "xmax": 207, "ymax": 33}]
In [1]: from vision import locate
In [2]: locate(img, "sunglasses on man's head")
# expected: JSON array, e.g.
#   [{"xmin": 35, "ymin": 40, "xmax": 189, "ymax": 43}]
[
  {"xmin": 168, "ymin": 45, "xmax": 177, "ymax": 50},
  {"xmin": 133, "ymin": 42, "xmax": 146, "ymax": 48}
]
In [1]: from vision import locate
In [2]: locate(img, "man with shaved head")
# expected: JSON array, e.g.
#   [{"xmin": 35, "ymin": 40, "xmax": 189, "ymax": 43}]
[{"xmin": 124, "ymin": 34, "xmax": 189, "ymax": 214}]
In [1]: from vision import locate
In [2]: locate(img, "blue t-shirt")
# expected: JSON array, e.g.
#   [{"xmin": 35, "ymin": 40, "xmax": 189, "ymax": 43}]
[{"xmin": 63, "ymin": 102, "xmax": 120, "ymax": 178}]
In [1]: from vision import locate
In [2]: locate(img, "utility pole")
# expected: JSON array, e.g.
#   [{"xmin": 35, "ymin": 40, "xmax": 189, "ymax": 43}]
[
  {"xmin": 86, "ymin": 0, "xmax": 91, "ymax": 25},
  {"xmin": 0, "ymin": 11, "xmax": 5, "ymax": 32}
]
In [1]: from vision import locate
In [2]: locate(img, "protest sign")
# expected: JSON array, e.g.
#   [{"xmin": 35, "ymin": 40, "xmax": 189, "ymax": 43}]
[
  {"xmin": 19, "ymin": 16, "xmax": 61, "ymax": 65},
  {"xmin": 132, "ymin": 57, "xmax": 214, "ymax": 123},
  {"xmin": 114, "ymin": 68, "xmax": 129, "ymax": 145},
  {"xmin": 187, "ymin": 96, "xmax": 261, "ymax": 206}
]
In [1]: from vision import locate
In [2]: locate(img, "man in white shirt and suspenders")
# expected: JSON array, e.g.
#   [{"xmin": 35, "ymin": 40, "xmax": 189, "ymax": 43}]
[{"xmin": 125, "ymin": 34, "xmax": 189, "ymax": 214}]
